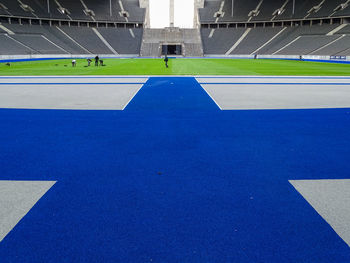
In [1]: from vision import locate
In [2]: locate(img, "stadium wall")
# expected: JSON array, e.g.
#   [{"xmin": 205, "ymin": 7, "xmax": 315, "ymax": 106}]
[
  {"xmin": 1, "ymin": 54, "xmax": 350, "ymax": 64},
  {"xmin": 0, "ymin": 54, "xmax": 138, "ymax": 62},
  {"xmin": 204, "ymin": 54, "xmax": 350, "ymax": 61}
]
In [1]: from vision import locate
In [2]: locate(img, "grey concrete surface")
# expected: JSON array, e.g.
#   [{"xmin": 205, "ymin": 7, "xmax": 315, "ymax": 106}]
[
  {"xmin": 0, "ymin": 77, "xmax": 148, "ymax": 110},
  {"xmin": 197, "ymin": 77, "xmax": 350, "ymax": 110},
  {"xmin": 0, "ymin": 76, "xmax": 148, "ymax": 84},
  {"xmin": 290, "ymin": 180, "xmax": 350, "ymax": 247},
  {"xmin": 0, "ymin": 181, "xmax": 56, "ymax": 242},
  {"xmin": 196, "ymin": 76, "xmax": 350, "ymax": 84}
]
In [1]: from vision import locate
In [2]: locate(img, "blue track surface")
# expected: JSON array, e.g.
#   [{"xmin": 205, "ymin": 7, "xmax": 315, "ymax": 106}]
[{"xmin": 0, "ymin": 77, "xmax": 349, "ymax": 262}]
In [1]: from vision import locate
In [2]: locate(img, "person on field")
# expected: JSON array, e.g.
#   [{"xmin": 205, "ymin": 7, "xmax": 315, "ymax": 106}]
[
  {"xmin": 87, "ymin": 58, "xmax": 92, "ymax": 66},
  {"xmin": 99, "ymin": 59, "xmax": 104, "ymax": 66},
  {"xmin": 95, "ymin": 56, "xmax": 99, "ymax": 66},
  {"xmin": 164, "ymin": 55, "xmax": 169, "ymax": 68},
  {"xmin": 72, "ymin": 59, "xmax": 76, "ymax": 67}
]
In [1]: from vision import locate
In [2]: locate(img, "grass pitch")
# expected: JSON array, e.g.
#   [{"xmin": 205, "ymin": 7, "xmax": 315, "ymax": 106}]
[{"xmin": 0, "ymin": 58, "xmax": 350, "ymax": 76}]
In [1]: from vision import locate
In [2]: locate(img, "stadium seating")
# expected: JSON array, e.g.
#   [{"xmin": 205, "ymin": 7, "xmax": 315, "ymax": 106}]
[
  {"xmin": 0, "ymin": 0, "xmax": 145, "ymax": 22},
  {"xmin": 275, "ymin": 0, "xmax": 322, "ymax": 20},
  {"xmin": 0, "ymin": 0, "xmax": 36, "ymax": 18},
  {"xmin": 59, "ymin": 26, "xmax": 112, "ymax": 54},
  {"xmin": 200, "ymin": 23, "xmax": 346, "ymax": 55},
  {"xmin": 221, "ymin": 0, "xmax": 261, "ymax": 22},
  {"xmin": 201, "ymin": 28, "xmax": 246, "ymax": 54},
  {"xmin": 97, "ymin": 27, "xmax": 143, "ymax": 54},
  {"xmin": 43, "ymin": 26, "xmax": 90, "ymax": 54},
  {"xmin": 308, "ymin": 0, "xmax": 344, "ymax": 18},
  {"xmin": 230, "ymin": 27, "xmax": 282, "ymax": 55},
  {"xmin": 10, "ymin": 34, "xmax": 65, "ymax": 54},
  {"xmin": 198, "ymin": 0, "xmax": 223, "ymax": 22},
  {"xmin": 0, "ymin": 0, "xmax": 350, "ymax": 57},
  {"xmin": 0, "ymin": 22, "xmax": 142, "ymax": 55},
  {"xmin": 276, "ymin": 35, "xmax": 340, "ymax": 55},
  {"xmin": 3, "ymin": 23, "xmax": 89, "ymax": 54},
  {"xmin": 312, "ymin": 35, "xmax": 350, "ymax": 55},
  {"xmin": 0, "ymin": 1, "xmax": 145, "ymax": 56},
  {"xmin": 336, "ymin": 24, "xmax": 350, "ymax": 34},
  {"xmin": 122, "ymin": 0, "xmax": 145, "ymax": 22},
  {"xmin": 249, "ymin": 0, "xmax": 285, "ymax": 21},
  {"xmin": 199, "ymin": 0, "xmax": 350, "ymax": 22},
  {"xmin": 0, "ymin": 34, "xmax": 33, "ymax": 55},
  {"xmin": 257, "ymin": 24, "xmax": 339, "ymax": 54},
  {"xmin": 57, "ymin": 0, "xmax": 91, "ymax": 20}
]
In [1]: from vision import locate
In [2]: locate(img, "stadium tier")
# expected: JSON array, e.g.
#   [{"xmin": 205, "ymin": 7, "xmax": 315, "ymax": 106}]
[
  {"xmin": 0, "ymin": 0, "xmax": 350, "ymax": 56},
  {"xmin": 201, "ymin": 28, "xmax": 246, "ymax": 54},
  {"xmin": 199, "ymin": 0, "xmax": 350, "ymax": 23},
  {"xmin": 0, "ymin": 23, "xmax": 142, "ymax": 55},
  {"xmin": 200, "ymin": 23, "xmax": 350, "ymax": 55},
  {"xmin": 0, "ymin": 0, "xmax": 145, "ymax": 22}
]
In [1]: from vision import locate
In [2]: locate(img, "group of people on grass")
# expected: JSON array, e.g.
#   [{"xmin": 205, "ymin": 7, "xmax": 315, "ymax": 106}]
[
  {"xmin": 71, "ymin": 55, "xmax": 170, "ymax": 68},
  {"xmin": 71, "ymin": 56, "xmax": 104, "ymax": 67}
]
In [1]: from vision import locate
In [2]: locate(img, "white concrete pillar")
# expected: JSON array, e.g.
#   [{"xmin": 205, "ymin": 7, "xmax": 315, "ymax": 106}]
[{"xmin": 139, "ymin": 0, "xmax": 150, "ymax": 28}]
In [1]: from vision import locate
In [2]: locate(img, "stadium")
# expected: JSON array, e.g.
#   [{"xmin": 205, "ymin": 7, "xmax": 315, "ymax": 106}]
[{"xmin": 0, "ymin": 0, "xmax": 350, "ymax": 262}]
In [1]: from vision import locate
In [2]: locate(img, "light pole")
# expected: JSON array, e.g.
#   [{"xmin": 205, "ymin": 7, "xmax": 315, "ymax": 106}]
[
  {"xmin": 169, "ymin": 0, "xmax": 174, "ymax": 27},
  {"xmin": 232, "ymin": 0, "xmax": 234, "ymax": 17}
]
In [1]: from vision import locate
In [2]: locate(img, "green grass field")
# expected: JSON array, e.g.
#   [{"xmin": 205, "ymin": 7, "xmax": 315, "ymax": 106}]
[{"xmin": 0, "ymin": 58, "xmax": 350, "ymax": 76}]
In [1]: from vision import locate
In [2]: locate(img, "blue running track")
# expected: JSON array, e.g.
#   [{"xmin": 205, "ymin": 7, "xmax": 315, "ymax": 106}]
[{"xmin": 0, "ymin": 77, "xmax": 349, "ymax": 262}]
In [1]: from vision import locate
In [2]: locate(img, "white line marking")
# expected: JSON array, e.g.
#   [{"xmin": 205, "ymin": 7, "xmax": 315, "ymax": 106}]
[
  {"xmin": 225, "ymin": 28, "xmax": 252, "ymax": 55},
  {"xmin": 251, "ymin": 27, "xmax": 287, "ymax": 55},
  {"xmin": 310, "ymin": 35, "xmax": 345, "ymax": 55},
  {"xmin": 40, "ymin": 35, "xmax": 69, "ymax": 54},
  {"xmin": 92, "ymin": 27, "xmax": 119, "ymax": 55},
  {"xmin": 0, "ymin": 24, "xmax": 15, "ymax": 35},
  {"xmin": 56, "ymin": 26, "xmax": 92, "ymax": 54},
  {"xmin": 327, "ymin": 24, "xmax": 348, "ymax": 36},
  {"xmin": 122, "ymin": 80, "xmax": 148, "ymax": 110},
  {"xmin": 195, "ymin": 78, "xmax": 222, "ymax": 110},
  {"xmin": 273, "ymin": 36, "xmax": 301, "ymax": 55}
]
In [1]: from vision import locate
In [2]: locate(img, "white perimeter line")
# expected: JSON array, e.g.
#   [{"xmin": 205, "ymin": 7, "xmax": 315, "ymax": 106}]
[
  {"xmin": 2, "ymin": 76, "xmax": 350, "ymax": 79},
  {"xmin": 0, "ymin": 76, "xmax": 150, "ymax": 79},
  {"xmin": 194, "ymin": 76, "xmax": 350, "ymax": 79}
]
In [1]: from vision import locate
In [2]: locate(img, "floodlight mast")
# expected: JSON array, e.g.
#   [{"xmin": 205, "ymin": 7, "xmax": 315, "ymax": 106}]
[
  {"xmin": 232, "ymin": 0, "xmax": 234, "ymax": 17},
  {"xmin": 292, "ymin": 0, "xmax": 295, "ymax": 15},
  {"xmin": 169, "ymin": 0, "xmax": 174, "ymax": 27}
]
